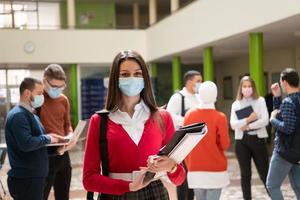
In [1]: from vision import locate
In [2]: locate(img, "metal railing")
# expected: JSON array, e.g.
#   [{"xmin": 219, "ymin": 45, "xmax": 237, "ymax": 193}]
[{"xmin": 0, "ymin": 0, "xmax": 197, "ymax": 30}]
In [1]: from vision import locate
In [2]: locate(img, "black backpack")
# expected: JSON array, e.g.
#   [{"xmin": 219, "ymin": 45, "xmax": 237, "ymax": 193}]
[
  {"xmin": 278, "ymin": 95, "xmax": 300, "ymax": 165},
  {"xmin": 86, "ymin": 111, "xmax": 109, "ymax": 200},
  {"xmin": 177, "ymin": 92, "xmax": 186, "ymax": 117},
  {"xmin": 162, "ymin": 92, "xmax": 185, "ymax": 116}
]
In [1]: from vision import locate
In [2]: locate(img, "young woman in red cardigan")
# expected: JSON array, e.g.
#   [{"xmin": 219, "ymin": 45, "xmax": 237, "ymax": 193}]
[{"xmin": 83, "ymin": 50, "xmax": 185, "ymax": 199}]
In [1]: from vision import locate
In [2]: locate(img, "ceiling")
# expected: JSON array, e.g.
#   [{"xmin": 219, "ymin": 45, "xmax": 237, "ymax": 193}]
[{"xmin": 170, "ymin": 13, "xmax": 300, "ymax": 64}]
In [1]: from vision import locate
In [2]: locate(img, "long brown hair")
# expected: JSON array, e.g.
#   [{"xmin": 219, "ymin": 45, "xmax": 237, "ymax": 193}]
[
  {"xmin": 105, "ymin": 50, "xmax": 165, "ymax": 134},
  {"xmin": 236, "ymin": 76, "xmax": 259, "ymax": 100},
  {"xmin": 105, "ymin": 50, "xmax": 157, "ymax": 112}
]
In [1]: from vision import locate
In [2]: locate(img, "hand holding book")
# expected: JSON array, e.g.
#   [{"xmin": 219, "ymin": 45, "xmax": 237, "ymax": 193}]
[
  {"xmin": 246, "ymin": 112, "xmax": 258, "ymax": 124},
  {"xmin": 45, "ymin": 120, "xmax": 88, "ymax": 147},
  {"xmin": 143, "ymin": 122, "xmax": 207, "ymax": 183},
  {"xmin": 235, "ymin": 106, "xmax": 258, "ymax": 132},
  {"xmin": 146, "ymin": 155, "xmax": 177, "ymax": 174},
  {"xmin": 47, "ymin": 133, "xmax": 66, "ymax": 144},
  {"xmin": 56, "ymin": 132, "xmax": 78, "ymax": 155}
]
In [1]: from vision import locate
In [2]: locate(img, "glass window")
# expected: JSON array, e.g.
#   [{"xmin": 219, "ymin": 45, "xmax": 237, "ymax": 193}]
[
  {"xmin": 10, "ymin": 88, "xmax": 19, "ymax": 104},
  {"xmin": 0, "ymin": 89, "xmax": 6, "ymax": 101},
  {"xmin": 223, "ymin": 76, "xmax": 233, "ymax": 100},
  {"xmin": 7, "ymin": 69, "xmax": 30, "ymax": 85},
  {"xmin": 0, "ymin": 1, "xmax": 60, "ymax": 29},
  {"xmin": 0, "ymin": 70, "xmax": 5, "ymax": 86}
]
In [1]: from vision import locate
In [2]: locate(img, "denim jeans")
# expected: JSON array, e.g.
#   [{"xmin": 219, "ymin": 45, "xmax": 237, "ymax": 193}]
[
  {"xmin": 266, "ymin": 150, "xmax": 300, "ymax": 200},
  {"xmin": 194, "ymin": 188, "xmax": 222, "ymax": 200}
]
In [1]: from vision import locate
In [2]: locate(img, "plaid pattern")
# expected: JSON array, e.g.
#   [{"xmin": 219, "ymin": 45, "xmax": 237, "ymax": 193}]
[
  {"xmin": 99, "ymin": 180, "xmax": 169, "ymax": 200},
  {"xmin": 271, "ymin": 93, "xmax": 300, "ymax": 135}
]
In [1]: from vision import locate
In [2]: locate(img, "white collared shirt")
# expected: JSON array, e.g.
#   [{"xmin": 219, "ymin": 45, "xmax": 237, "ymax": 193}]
[
  {"xmin": 19, "ymin": 102, "xmax": 34, "ymax": 113},
  {"xmin": 109, "ymin": 100, "xmax": 150, "ymax": 145}
]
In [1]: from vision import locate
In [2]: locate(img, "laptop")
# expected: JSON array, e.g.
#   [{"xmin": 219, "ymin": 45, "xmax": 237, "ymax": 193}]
[{"xmin": 46, "ymin": 120, "xmax": 88, "ymax": 146}]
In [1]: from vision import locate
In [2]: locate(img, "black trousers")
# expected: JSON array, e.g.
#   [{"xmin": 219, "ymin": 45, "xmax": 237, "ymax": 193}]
[
  {"xmin": 8, "ymin": 176, "xmax": 45, "ymax": 200},
  {"xmin": 235, "ymin": 134, "xmax": 269, "ymax": 200},
  {"xmin": 176, "ymin": 162, "xmax": 194, "ymax": 200},
  {"xmin": 43, "ymin": 152, "xmax": 72, "ymax": 200}
]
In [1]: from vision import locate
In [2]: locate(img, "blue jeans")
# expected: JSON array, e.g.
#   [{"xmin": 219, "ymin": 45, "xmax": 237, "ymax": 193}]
[
  {"xmin": 194, "ymin": 188, "xmax": 222, "ymax": 200},
  {"xmin": 266, "ymin": 150, "xmax": 300, "ymax": 200}
]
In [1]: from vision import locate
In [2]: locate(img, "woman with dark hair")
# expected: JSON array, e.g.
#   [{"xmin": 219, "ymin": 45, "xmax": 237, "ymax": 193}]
[
  {"xmin": 230, "ymin": 76, "xmax": 269, "ymax": 200},
  {"xmin": 83, "ymin": 50, "xmax": 185, "ymax": 199}
]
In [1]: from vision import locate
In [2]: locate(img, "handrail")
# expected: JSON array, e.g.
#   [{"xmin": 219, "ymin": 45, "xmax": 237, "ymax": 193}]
[{"xmin": 0, "ymin": 0, "xmax": 196, "ymax": 30}]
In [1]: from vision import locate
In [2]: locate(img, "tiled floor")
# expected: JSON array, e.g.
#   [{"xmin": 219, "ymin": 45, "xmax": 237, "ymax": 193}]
[{"xmin": 0, "ymin": 148, "xmax": 297, "ymax": 200}]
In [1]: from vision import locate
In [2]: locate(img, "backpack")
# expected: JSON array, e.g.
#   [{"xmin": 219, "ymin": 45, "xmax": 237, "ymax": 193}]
[
  {"xmin": 278, "ymin": 95, "xmax": 300, "ymax": 165},
  {"xmin": 86, "ymin": 110, "xmax": 109, "ymax": 200},
  {"xmin": 163, "ymin": 92, "xmax": 185, "ymax": 116},
  {"xmin": 177, "ymin": 92, "xmax": 186, "ymax": 117}
]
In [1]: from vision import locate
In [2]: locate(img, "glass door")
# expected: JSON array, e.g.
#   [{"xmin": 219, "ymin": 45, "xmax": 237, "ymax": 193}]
[{"xmin": 0, "ymin": 69, "xmax": 30, "ymax": 142}]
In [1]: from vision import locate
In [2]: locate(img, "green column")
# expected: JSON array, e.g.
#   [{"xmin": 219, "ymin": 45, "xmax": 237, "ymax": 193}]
[
  {"xmin": 203, "ymin": 47, "xmax": 215, "ymax": 81},
  {"xmin": 172, "ymin": 56, "xmax": 182, "ymax": 92},
  {"xmin": 249, "ymin": 33, "xmax": 265, "ymax": 96},
  {"xmin": 150, "ymin": 63, "xmax": 158, "ymax": 78},
  {"xmin": 69, "ymin": 64, "xmax": 78, "ymax": 125}
]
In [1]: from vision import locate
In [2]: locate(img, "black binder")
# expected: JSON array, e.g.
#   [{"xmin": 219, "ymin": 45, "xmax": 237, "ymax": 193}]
[
  {"xmin": 235, "ymin": 105, "xmax": 258, "ymax": 133},
  {"xmin": 235, "ymin": 105, "xmax": 254, "ymax": 119},
  {"xmin": 143, "ymin": 122, "xmax": 207, "ymax": 183}
]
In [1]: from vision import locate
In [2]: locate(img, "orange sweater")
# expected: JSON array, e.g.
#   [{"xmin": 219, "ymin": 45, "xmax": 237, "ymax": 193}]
[
  {"xmin": 39, "ymin": 92, "xmax": 72, "ymax": 136},
  {"xmin": 184, "ymin": 109, "xmax": 230, "ymax": 172}
]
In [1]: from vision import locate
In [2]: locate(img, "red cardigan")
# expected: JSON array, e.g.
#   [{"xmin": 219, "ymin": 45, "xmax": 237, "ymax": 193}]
[{"xmin": 83, "ymin": 110, "xmax": 185, "ymax": 195}]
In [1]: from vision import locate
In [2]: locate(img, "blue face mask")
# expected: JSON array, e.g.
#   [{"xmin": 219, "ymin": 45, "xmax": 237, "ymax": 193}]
[
  {"xmin": 47, "ymin": 87, "xmax": 63, "ymax": 99},
  {"xmin": 194, "ymin": 82, "xmax": 202, "ymax": 93},
  {"xmin": 119, "ymin": 77, "xmax": 144, "ymax": 97},
  {"xmin": 31, "ymin": 94, "xmax": 44, "ymax": 108}
]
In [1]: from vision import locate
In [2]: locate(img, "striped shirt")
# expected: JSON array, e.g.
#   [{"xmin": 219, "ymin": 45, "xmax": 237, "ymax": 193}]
[{"xmin": 271, "ymin": 92, "xmax": 300, "ymax": 135}]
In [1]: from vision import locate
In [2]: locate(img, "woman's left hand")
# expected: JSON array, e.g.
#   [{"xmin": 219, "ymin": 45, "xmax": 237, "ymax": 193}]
[{"xmin": 147, "ymin": 156, "xmax": 177, "ymax": 173}]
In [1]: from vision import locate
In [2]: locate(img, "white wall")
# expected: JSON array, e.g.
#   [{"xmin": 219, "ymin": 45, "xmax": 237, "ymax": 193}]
[
  {"xmin": 146, "ymin": 0, "xmax": 300, "ymax": 61},
  {"xmin": 0, "ymin": 29, "xmax": 146, "ymax": 64}
]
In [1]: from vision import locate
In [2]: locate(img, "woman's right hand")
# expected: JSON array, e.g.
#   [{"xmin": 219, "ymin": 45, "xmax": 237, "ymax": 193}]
[
  {"xmin": 246, "ymin": 112, "xmax": 257, "ymax": 124},
  {"xmin": 129, "ymin": 170, "xmax": 151, "ymax": 192}
]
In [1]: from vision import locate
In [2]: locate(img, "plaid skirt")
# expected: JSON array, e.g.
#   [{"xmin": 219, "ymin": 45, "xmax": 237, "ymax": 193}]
[{"xmin": 99, "ymin": 180, "xmax": 169, "ymax": 200}]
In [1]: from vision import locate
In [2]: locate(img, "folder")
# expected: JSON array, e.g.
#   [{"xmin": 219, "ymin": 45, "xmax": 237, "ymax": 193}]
[
  {"xmin": 235, "ymin": 105, "xmax": 258, "ymax": 133},
  {"xmin": 143, "ymin": 122, "xmax": 207, "ymax": 183},
  {"xmin": 235, "ymin": 105, "xmax": 254, "ymax": 120},
  {"xmin": 46, "ymin": 119, "xmax": 89, "ymax": 147}
]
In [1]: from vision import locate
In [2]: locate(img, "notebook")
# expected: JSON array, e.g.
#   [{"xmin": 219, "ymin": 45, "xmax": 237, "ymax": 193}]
[
  {"xmin": 46, "ymin": 120, "xmax": 89, "ymax": 146},
  {"xmin": 143, "ymin": 122, "xmax": 207, "ymax": 183},
  {"xmin": 235, "ymin": 105, "xmax": 258, "ymax": 133},
  {"xmin": 235, "ymin": 105, "xmax": 254, "ymax": 120}
]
